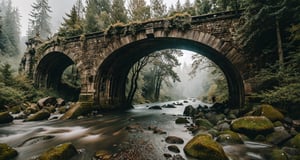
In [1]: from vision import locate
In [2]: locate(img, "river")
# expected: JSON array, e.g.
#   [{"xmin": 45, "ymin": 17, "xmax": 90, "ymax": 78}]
[{"xmin": 0, "ymin": 100, "xmax": 275, "ymax": 160}]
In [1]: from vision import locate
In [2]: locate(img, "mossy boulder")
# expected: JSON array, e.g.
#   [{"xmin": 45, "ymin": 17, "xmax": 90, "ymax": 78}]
[
  {"xmin": 268, "ymin": 149, "xmax": 288, "ymax": 160},
  {"xmin": 0, "ymin": 112, "xmax": 13, "ymax": 124},
  {"xmin": 184, "ymin": 134, "xmax": 228, "ymax": 160},
  {"xmin": 216, "ymin": 130, "xmax": 244, "ymax": 145},
  {"xmin": 253, "ymin": 104, "xmax": 284, "ymax": 122},
  {"xmin": 175, "ymin": 117, "xmax": 189, "ymax": 124},
  {"xmin": 60, "ymin": 102, "xmax": 94, "ymax": 120},
  {"xmin": 231, "ymin": 116, "xmax": 274, "ymax": 137},
  {"xmin": 194, "ymin": 118, "xmax": 213, "ymax": 129},
  {"xmin": 39, "ymin": 143, "xmax": 78, "ymax": 160},
  {"xmin": 286, "ymin": 134, "xmax": 300, "ymax": 149},
  {"xmin": 0, "ymin": 143, "xmax": 18, "ymax": 160},
  {"xmin": 25, "ymin": 109, "xmax": 50, "ymax": 121}
]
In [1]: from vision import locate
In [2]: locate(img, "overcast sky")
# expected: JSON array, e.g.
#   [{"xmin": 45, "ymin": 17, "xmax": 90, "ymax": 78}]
[{"xmin": 11, "ymin": 0, "xmax": 194, "ymax": 37}]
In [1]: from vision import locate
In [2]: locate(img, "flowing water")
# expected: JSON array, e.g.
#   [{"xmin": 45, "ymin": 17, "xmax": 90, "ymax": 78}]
[{"xmin": 0, "ymin": 100, "xmax": 275, "ymax": 160}]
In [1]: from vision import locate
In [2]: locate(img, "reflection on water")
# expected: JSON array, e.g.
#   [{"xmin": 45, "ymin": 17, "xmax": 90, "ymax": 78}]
[{"xmin": 0, "ymin": 100, "xmax": 274, "ymax": 160}]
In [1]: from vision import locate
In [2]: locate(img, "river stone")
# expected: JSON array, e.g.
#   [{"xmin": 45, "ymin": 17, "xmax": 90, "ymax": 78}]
[
  {"xmin": 183, "ymin": 105, "xmax": 196, "ymax": 117},
  {"xmin": 168, "ymin": 145, "xmax": 180, "ymax": 153},
  {"xmin": 266, "ymin": 128, "xmax": 292, "ymax": 145},
  {"xmin": 94, "ymin": 150, "xmax": 112, "ymax": 160},
  {"xmin": 165, "ymin": 136, "xmax": 184, "ymax": 144},
  {"xmin": 39, "ymin": 143, "xmax": 78, "ymax": 160},
  {"xmin": 60, "ymin": 102, "xmax": 94, "ymax": 120},
  {"xmin": 253, "ymin": 104, "xmax": 284, "ymax": 122},
  {"xmin": 37, "ymin": 96, "xmax": 57, "ymax": 108},
  {"xmin": 194, "ymin": 118, "xmax": 213, "ymax": 129},
  {"xmin": 175, "ymin": 117, "xmax": 189, "ymax": 124},
  {"xmin": 148, "ymin": 105, "xmax": 162, "ymax": 110},
  {"xmin": 56, "ymin": 98, "xmax": 65, "ymax": 107},
  {"xmin": 0, "ymin": 143, "xmax": 18, "ymax": 159},
  {"xmin": 216, "ymin": 130, "xmax": 244, "ymax": 145},
  {"xmin": 286, "ymin": 133, "xmax": 300, "ymax": 149},
  {"xmin": 25, "ymin": 109, "xmax": 50, "ymax": 121},
  {"xmin": 184, "ymin": 134, "xmax": 229, "ymax": 160},
  {"xmin": 231, "ymin": 116, "xmax": 274, "ymax": 136},
  {"xmin": 0, "ymin": 112, "xmax": 13, "ymax": 124},
  {"xmin": 270, "ymin": 149, "xmax": 288, "ymax": 160}
]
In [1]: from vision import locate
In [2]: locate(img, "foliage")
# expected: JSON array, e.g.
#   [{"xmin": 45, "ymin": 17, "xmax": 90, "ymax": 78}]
[
  {"xmin": 28, "ymin": 0, "xmax": 52, "ymax": 39},
  {"xmin": 128, "ymin": 0, "xmax": 151, "ymax": 21},
  {"xmin": 111, "ymin": 0, "xmax": 128, "ymax": 24},
  {"xmin": 0, "ymin": 0, "xmax": 20, "ymax": 56},
  {"xmin": 58, "ymin": 5, "xmax": 84, "ymax": 37},
  {"xmin": 150, "ymin": 0, "xmax": 167, "ymax": 19}
]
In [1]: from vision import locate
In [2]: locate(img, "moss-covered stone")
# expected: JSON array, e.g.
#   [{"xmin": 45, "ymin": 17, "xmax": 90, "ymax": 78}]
[
  {"xmin": 216, "ymin": 130, "xmax": 244, "ymax": 145},
  {"xmin": 266, "ymin": 129, "xmax": 291, "ymax": 145},
  {"xmin": 25, "ymin": 109, "xmax": 50, "ymax": 121},
  {"xmin": 175, "ymin": 117, "xmax": 189, "ymax": 124},
  {"xmin": 39, "ymin": 143, "xmax": 78, "ymax": 160},
  {"xmin": 0, "ymin": 112, "xmax": 13, "ymax": 124},
  {"xmin": 0, "ymin": 143, "xmax": 18, "ymax": 160},
  {"xmin": 231, "ymin": 116, "xmax": 274, "ymax": 137},
  {"xmin": 253, "ymin": 104, "xmax": 284, "ymax": 122},
  {"xmin": 60, "ymin": 102, "xmax": 94, "ymax": 120},
  {"xmin": 195, "ymin": 118, "xmax": 213, "ymax": 129},
  {"xmin": 184, "ymin": 134, "xmax": 228, "ymax": 160},
  {"xmin": 286, "ymin": 134, "xmax": 300, "ymax": 149},
  {"xmin": 269, "ymin": 149, "xmax": 288, "ymax": 160},
  {"xmin": 94, "ymin": 150, "xmax": 112, "ymax": 160}
]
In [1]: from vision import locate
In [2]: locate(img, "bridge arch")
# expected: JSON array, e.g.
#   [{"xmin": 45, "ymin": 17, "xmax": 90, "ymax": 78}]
[
  {"xmin": 95, "ymin": 30, "xmax": 246, "ymax": 109},
  {"xmin": 34, "ymin": 49, "xmax": 82, "ymax": 101}
]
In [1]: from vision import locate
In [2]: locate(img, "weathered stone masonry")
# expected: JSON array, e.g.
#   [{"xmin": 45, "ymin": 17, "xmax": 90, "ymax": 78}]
[{"xmin": 20, "ymin": 10, "xmax": 252, "ymax": 109}]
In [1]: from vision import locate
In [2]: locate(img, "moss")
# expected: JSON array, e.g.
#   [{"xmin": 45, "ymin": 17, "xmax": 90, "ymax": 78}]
[
  {"xmin": 253, "ymin": 104, "xmax": 284, "ymax": 122},
  {"xmin": 39, "ymin": 143, "xmax": 77, "ymax": 160},
  {"xmin": 184, "ymin": 134, "xmax": 228, "ymax": 160},
  {"xmin": 0, "ymin": 143, "xmax": 18, "ymax": 160},
  {"xmin": 60, "ymin": 102, "xmax": 94, "ymax": 120},
  {"xmin": 270, "ymin": 149, "xmax": 288, "ymax": 160},
  {"xmin": 286, "ymin": 134, "xmax": 300, "ymax": 149},
  {"xmin": 195, "ymin": 118, "xmax": 213, "ymax": 129},
  {"xmin": 25, "ymin": 109, "xmax": 50, "ymax": 121},
  {"xmin": 231, "ymin": 116, "xmax": 274, "ymax": 137},
  {"xmin": 8, "ymin": 105, "xmax": 21, "ymax": 114},
  {"xmin": 175, "ymin": 117, "xmax": 189, "ymax": 124},
  {"xmin": 217, "ymin": 130, "xmax": 244, "ymax": 145}
]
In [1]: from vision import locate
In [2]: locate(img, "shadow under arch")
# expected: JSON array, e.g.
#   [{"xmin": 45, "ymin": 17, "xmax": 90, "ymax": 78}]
[
  {"xmin": 95, "ymin": 37, "xmax": 244, "ymax": 109},
  {"xmin": 34, "ymin": 51, "xmax": 81, "ymax": 101}
]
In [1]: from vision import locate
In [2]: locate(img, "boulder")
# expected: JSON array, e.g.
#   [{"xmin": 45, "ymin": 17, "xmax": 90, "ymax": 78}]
[
  {"xmin": 0, "ymin": 112, "xmax": 13, "ymax": 124},
  {"xmin": 175, "ymin": 117, "xmax": 189, "ymax": 124},
  {"xmin": 162, "ymin": 104, "xmax": 176, "ymax": 108},
  {"xmin": 269, "ymin": 149, "xmax": 288, "ymax": 160},
  {"xmin": 231, "ymin": 116, "xmax": 274, "ymax": 137},
  {"xmin": 37, "ymin": 97, "xmax": 57, "ymax": 108},
  {"xmin": 253, "ymin": 104, "xmax": 284, "ymax": 122},
  {"xmin": 165, "ymin": 136, "xmax": 184, "ymax": 144},
  {"xmin": 148, "ymin": 105, "xmax": 162, "ymax": 110},
  {"xmin": 183, "ymin": 105, "xmax": 197, "ymax": 117},
  {"xmin": 194, "ymin": 118, "xmax": 213, "ymax": 129},
  {"xmin": 184, "ymin": 134, "xmax": 228, "ymax": 160},
  {"xmin": 286, "ymin": 133, "xmax": 300, "ymax": 149},
  {"xmin": 56, "ymin": 98, "xmax": 66, "ymax": 107},
  {"xmin": 216, "ymin": 130, "xmax": 244, "ymax": 145},
  {"xmin": 39, "ymin": 143, "xmax": 78, "ymax": 160},
  {"xmin": 168, "ymin": 145, "xmax": 180, "ymax": 153},
  {"xmin": 0, "ymin": 143, "xmax": 18, "ymax": 160},
  {"xmin": 60, "ymin": 102, "xmax": 94, "ymax": 120},
  {"xmin": 94, "ymin": 150, "xmax": 112, "ymax": 160},
  {"xmin": 25, "ymin": 109, "xmax": 50, "ymax": 121},
  {"xmin": 266, "ymin": 127, "xmax": 292, "ymax": 145},
  {"xmin": 24, "ymin": 103, "xmax": 39, "ymax": 115}
]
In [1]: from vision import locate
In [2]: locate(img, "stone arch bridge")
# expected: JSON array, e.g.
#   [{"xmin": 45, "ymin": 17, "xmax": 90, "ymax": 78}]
[{"xmin": 20, "ymin": 10, "xmax": 252, "ymax": 109}]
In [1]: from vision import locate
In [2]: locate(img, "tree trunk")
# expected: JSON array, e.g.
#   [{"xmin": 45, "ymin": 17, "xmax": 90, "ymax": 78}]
[{"xmin": 276, "ymin": 18, "xmax": 284, "ymax": 69}]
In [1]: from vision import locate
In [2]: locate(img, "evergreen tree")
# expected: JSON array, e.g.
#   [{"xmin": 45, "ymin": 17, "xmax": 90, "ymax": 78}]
[
  {"xmin": 59, "ymin": 5, "xmax": 84, "ymax": 37},
  {"xmin": 150, "ymin": 0, "xmax": 167, "ymax": 19},
  {"xmin": 85, "ymin": 0, "xmax": 112, "ymax": 32},
  {"xmin": 75, "ymin": 0, "xmax": 85, "ymax": 19},
  {"xmin": 28, "ymin": 0, "xmax": 52, "ymax": 39},
  {"xmin": 111, "ymin": 0, "xmax": 128, "ymax": 24},
  {"xmin": 175, "ymin": 0, "xmax": 183, "ymax": 12},
  {"xmin": 128, "ymin": 0, "xmax": 151, "ymax": 21},
  {"xmin": 0, "ymin": 0, "xmax": 20, "ymax": 56},
  {"xmin": 194, "ymin": 0, "xmax": 212, "ymax": 15}
]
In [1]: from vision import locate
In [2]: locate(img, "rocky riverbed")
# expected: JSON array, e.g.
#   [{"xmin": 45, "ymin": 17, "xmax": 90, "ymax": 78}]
[{"xmin": 0, "ymin": 97, "xmax": 300, "ymax": 159}]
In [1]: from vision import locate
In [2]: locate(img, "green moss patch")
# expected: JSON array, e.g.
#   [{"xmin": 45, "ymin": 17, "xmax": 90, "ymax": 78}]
[{"xmin": 39, "ymin": 143, "xmax": 77, "ymax": 160}]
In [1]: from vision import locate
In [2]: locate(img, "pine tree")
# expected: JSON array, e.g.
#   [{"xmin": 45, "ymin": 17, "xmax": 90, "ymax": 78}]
[
  {"xmin": 111, "ymin": 0, "xmax": 128, "ymax": 24},
  {"xmin": 194, "ymin": 0, "xmax": 212, "ymax": 15},
  {"xmin": 28, "ymin": 0, "xmax": 52, "ymax": 39},
  {"xmin": 128, "ymin": 0, "xmax": 151, "ymax": 21},
  {"xmin": 175, "ymin": 0, "xmax": 182, "ymax": 12},
  {"xmin": 150, "ymin": 0, "xmax": 167, "ymax": 19},
  {"xmin": 75, "ymin": 0, "xmax": 85, "ymax": 19},
  {"xmin": 59, "ymin": 5, "xmax": 83, "ymax": 37}
]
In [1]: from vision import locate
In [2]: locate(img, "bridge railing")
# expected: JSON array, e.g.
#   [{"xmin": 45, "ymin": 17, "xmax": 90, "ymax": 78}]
[{"xmin": 51, "ymin": 10, "xmax": 244, "ymax": 44}]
